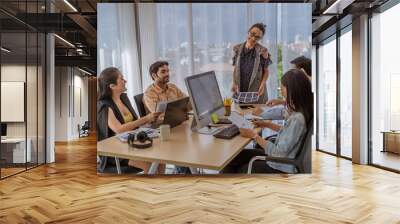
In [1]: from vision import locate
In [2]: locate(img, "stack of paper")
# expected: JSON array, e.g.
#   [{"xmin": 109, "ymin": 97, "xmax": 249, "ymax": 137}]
[{"xmin": 228, "ymin": 112, "xmax": 254, "ymax": 129}]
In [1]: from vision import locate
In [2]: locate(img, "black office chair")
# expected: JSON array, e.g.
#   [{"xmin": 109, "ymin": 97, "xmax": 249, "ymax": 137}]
[
  {"xmin": 134, "ymin": 93, "xmax": 147, "ymax": 118},
  {"xmin": 247, "ymin": 120, "xmax": 313, "ymax": 174},
  {"xmin": 78, "ymin": 121, "xmax": 90, "ymax": 138}
]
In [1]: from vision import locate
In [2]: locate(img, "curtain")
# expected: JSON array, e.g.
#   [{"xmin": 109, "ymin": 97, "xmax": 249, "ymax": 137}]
[{"xmin": 97, "ymin": 3, "xmax": 142, "ymax": 105}]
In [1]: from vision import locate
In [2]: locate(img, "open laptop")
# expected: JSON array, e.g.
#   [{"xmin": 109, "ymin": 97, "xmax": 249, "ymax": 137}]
[{"xmin": 151, "ymin": 97, "xmax": 190, "ymax": 129}]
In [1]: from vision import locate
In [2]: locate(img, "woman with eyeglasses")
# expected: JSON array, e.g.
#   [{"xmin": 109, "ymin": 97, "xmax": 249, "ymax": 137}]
[{"xmin": 231, "ymin": 23, "xmax": 272, "ymax": 103}]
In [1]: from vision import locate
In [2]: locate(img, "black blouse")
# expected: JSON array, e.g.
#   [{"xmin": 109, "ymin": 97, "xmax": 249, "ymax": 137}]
[{"xmin": 232, "ymin": 44, "xmax": 272, "ymax": 92}]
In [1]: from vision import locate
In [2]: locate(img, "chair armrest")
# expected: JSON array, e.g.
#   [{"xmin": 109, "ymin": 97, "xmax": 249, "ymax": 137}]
[
  {"xmin": 247, "ymin": 155, "xmax": 296, "ymax": 174},
  {"xmin": 247, "ymin": 156, "xmax": 267, "ymax": 174},
  {"xmin": 263, "ymin": 156, "xmax": 296, "ymax": 165}
]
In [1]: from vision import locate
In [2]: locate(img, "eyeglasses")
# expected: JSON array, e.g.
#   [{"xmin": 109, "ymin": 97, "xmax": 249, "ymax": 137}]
[{"xmin": 248, "ymin": 31, "xmax": 262, "ymax": 40}]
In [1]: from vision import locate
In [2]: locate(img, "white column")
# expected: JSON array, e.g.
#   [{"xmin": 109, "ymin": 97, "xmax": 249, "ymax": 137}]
[
  {"xmin": 46, "ymin": 33, "xmax": 55, "ymax": 163},
  {"xmin": 352, "ymin": 14, "xmax": 369, "ymax": 164}
]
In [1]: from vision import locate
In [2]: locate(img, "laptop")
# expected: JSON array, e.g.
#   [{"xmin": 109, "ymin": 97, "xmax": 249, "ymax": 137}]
[{"xmin": 151, "ymin": 97, "xmax": 190, "ymax": 129}]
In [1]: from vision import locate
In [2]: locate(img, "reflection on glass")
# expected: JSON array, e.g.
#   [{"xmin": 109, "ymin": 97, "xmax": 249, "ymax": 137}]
[
  {"xmin": 27, "ymin": 32, "xmax": 39, "ymax": 169},
  {"xmin": 318, "ymin": 37, "xmax": 337, "ymax": 154},
  {"xmin": 1, "ymin": 31, "xmax": 27, "ymax": 177},
  {"xmin": 340, "ymin": 29, "xmax": 352, "ymax": 158},
  {"xmin": 371, "ymin": 4, "xmax": 400, "ymax": 171}
]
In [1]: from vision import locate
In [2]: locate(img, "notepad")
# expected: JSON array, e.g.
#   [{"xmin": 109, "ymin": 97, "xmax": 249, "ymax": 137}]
[{"xmin": 228, "ymin": 112, "xmax": 254, "ymax": 129}]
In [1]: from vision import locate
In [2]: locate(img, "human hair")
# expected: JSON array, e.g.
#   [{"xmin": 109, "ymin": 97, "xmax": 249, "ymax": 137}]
[
  {"xmin": 98, "ymin": 67, "xmax": 121, "ymax": 100},
  {"xmin": 281, "ymin": 69, "xmax": 313, "ymax": 125},
  {"xmin": 149, "ymin": 61, "xmax": 169, "ymax": 80},
  {"xmin": 290, "ymin": 56, "xmax": 312, "ymax": 77},
  {"xmin": 248, "ymin": 23, "xmax": 266, "ymax": 36}
]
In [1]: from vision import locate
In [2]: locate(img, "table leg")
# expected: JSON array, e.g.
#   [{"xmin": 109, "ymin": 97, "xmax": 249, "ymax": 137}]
[
  {"xmin": 115, "ymin": 157, "xmax": 121, "ymax": 174},
  {"xmin": 189, "ymin": 167, "xmax": 199, "ymax": 174},
  {"xmin": 148, "ymin": 162, "xmax": 159, "ymax": 174}
]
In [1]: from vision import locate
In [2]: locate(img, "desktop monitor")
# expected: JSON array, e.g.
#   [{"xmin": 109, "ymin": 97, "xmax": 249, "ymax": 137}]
[
  {"xmin": 185, "ymin": 71, "xmax": 224, "ymax": 134},
  {"xmin": 1, "ymin": 123, "xmax": 7, "ymax": 138}
]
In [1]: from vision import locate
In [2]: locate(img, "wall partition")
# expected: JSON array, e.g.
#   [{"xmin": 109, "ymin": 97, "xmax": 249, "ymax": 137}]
[{"xmin": 0, "ymin": 2, "xmax": 46, "ymax": 179}]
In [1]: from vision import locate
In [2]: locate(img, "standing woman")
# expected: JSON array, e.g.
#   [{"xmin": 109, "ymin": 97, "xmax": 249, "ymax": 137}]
[
  {"xmin": 97, "ymin": 67, "xmax": 165, "ymax": 174},
  {"xmin": 231, "ymin": 23, "xmax": 272, "ymax": 103}
]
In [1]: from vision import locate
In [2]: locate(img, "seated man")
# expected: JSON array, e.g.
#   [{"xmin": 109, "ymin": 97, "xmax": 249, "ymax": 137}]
[
  {"xmin": 143, "ymin": 60, "xmax": 191, "ymax": 174},
  {"xmin": 265, "ymin": 56, "xmax": 311, "ymax": 107},
  {"xmin": 143, "ymin": 61, "xmax": 190, "ymax": 114}
]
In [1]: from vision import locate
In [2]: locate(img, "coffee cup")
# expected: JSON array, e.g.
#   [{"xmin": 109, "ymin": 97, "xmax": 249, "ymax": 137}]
[{"xmin": 160, "ymin": 124, "xmax": 170, "ymax": 141}]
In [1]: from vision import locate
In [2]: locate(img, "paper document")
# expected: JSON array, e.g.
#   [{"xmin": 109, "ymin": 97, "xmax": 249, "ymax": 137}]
[
  {"xmin": 244, "ymin": 114, "xmax": 263, "ymax": 120},
  {"xmin": 156, "ymin": 101, "xmax": 168, "ymax": 113},
  {"xmin": 228, "ymin": 112, "xmax": 254, "ymax": 129},
  {"xmin": 259, "ymin": 105, "xmax": 285, "ymax": 120},
  {"xmin": 117, "ymin": 127, "xmax": 159, "ymax": 142}
]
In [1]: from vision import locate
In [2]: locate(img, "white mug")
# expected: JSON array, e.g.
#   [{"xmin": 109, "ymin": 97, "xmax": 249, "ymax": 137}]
[{"xmin": 159, "ymin": 124, "xmax": 170, "ymax": 141}]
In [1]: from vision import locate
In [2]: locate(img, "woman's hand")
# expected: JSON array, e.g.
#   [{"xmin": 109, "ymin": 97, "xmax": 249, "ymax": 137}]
[
  {"xmin": 252, "ymin": 120, "xmax": 271, "ymax": 128},
  {"xmin": 252, "ymin": 106, "xmax": 263, "ymax": 116},
  {"xmin": 145, "ymin": 112, "xmax": 162, "ymax": 123},
  {"xmin": 266, "ymin": 99, "xmax": 284, "ymax": 107},
  {"xmin": 239, "ymin": 128, "xmax": 257, "ymax": 139},
  {"xmin": 258, "ymin": 83, "xmax": 265, "ymax": 96}
]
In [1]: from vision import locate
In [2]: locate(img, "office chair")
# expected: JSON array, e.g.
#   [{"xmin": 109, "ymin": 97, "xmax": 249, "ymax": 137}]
[
  {"xmin": 247, "ymin": 120, "xmax": 313, "ymax": 174},
  {"xmin": 134, "ymin": 93, "xmax": 147, "ymax": 117},
  {"xmin": 78, "ymin": 121, "xmax": 90, "ymax": 138}
]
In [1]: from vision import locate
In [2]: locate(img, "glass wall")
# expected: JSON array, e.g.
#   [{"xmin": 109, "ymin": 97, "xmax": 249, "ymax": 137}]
[
  {"xmin": 0, "ymin": 2, "xmax": 46, "ymax": 179},
  {"xmin": 339, "ymin": 27, "xmax": 352, "ymax": 158},
  {"xmin": 370, "ymin": 3, "xmax": 400, "ymax": 171},
  {"xmin": 317, "ymin": 35, "xmax": 337, "ymax": 154}
]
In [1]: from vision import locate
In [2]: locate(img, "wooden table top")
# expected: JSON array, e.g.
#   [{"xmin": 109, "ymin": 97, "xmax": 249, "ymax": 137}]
[{"xmin": 97, "ymin": 104, "xmax": 259, "ymax": 170}]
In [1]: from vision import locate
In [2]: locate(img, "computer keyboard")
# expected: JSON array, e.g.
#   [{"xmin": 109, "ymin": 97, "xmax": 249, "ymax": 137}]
[
  {"xmin": 213, "ymin": 125, "xmax": 240, "ymax": 139},
  {"xmin": 216, "ymin": 118, "xmax": 232, "ymax": 124}
]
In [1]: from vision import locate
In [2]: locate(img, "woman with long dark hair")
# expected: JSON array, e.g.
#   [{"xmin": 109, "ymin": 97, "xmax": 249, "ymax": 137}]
[
  {"xmin": 223, "ymin": 69, "xmax": 313, "ymax": 173},
  {"xmin": 97, "ymin": 67, "xmax": 165, "ymax": 174}
]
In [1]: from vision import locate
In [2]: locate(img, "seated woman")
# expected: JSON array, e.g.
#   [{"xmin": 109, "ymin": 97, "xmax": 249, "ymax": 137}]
[
  {"xmin": 223, "ymin": 69, "xmax": 313, "ymax": 174},
  {"xmin": 97, "ymin": 67, "xmax": 165, "ymax": 174}
]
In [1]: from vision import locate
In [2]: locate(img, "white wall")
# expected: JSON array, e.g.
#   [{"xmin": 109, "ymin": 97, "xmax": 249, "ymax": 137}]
[{"xmin": 54, "ymin": 67, "xmax": 89, "ymax": 141}]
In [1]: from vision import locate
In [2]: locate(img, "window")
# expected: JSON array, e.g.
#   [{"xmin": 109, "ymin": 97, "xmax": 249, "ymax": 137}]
[
  {"xmin": 98, "ymin": 3, "xmax": 311, "ymax": 101},
  {"xmin": 317, "ymin": 36, "xmax": 337, "ymax": 154},
  {"xmin": 339, "ymin": 27, "xmax": 352, "ymax": 158},
  {"xmin": 370, "ymin": 3, "xmax": 400, "ymax": 171}
]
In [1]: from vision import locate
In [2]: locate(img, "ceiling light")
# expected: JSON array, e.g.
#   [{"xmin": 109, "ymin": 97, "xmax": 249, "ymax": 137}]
[
  {"xmin": 63, "ymin": 0, "xmax": 78, "ymax": 12},
  {"xmin": 323, "ymin": 0, "xmax": 354, "ymax": 15},
  {"xmin": 78, "ymin": 67, "xmax": 93, "ymax": 76},
  {"xmin": 54, "ymin": 34, "xmax": 75, "ymax": 48},
  {"xmin": 1, "ymin": 47, "xmax": 11, "ymax": 53}
]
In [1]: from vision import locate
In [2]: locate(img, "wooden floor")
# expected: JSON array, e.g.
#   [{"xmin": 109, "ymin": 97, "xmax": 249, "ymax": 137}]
[
  {"xmin": 372, "ymin": 151, "xmax": 400, "ymax": 171},
  {"xmin": 1, "ymin": 135, "xmax": 400, "ymax": 223}
]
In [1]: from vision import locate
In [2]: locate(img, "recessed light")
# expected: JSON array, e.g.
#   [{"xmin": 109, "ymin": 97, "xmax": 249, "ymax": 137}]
[
  {"xmin": 1, "ymin": 47, "xmax": 11, "ymax": 53},
  {"xmin": 63, "ymin": 0, "xmax": 78, "ymax": 12}
]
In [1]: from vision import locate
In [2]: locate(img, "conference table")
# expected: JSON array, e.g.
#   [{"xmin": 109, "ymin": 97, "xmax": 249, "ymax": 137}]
[{"xmin": 97, "ymin": 105, "xmax": 262, "ymax": 174}]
